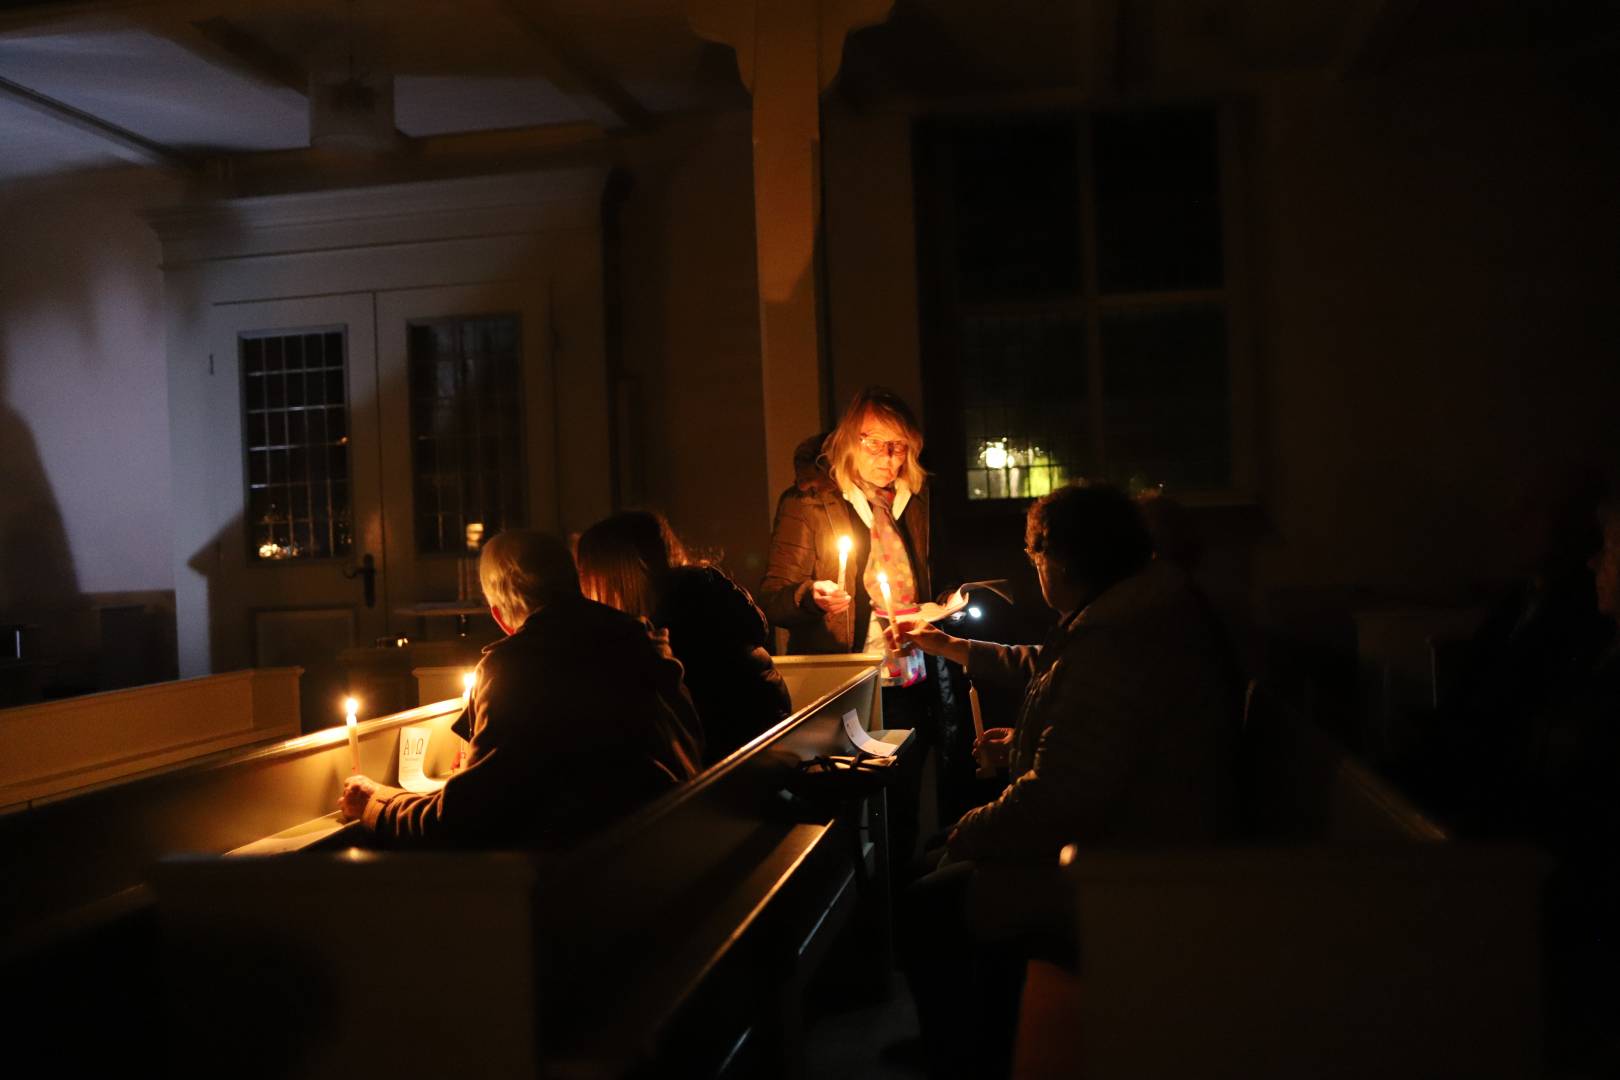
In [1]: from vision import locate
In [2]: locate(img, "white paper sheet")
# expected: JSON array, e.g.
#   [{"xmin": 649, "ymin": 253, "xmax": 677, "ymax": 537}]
[
  {"xmin": 842, "ymin": 708, "xmax": 900, "ymax": 757},
  {"xmin": 397, "ymin": 724, "xmax": 446, "ymax": 793},
  {"xmin": 911, "ymin": 579, "xmax": 1014, "ymax": 624}
]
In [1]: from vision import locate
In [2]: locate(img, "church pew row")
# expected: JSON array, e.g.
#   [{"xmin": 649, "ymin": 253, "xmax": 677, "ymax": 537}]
[
  {"xmin": 1014, "ymin": 685, "xmax": 1546, "ymax": 1079},
  {"xmin": 0, "ymin": 656, "xmax": 886, "ymax": 1077}
]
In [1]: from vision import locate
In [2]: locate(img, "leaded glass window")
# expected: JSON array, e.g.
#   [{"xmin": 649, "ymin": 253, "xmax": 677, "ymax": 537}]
[
  {"xmin": 408, "ymin": 315, "xmax": 525, "ymax": 554},
  {"xmin": 242, "ymin": 328, "xmax": 353, "ymax": 560}
]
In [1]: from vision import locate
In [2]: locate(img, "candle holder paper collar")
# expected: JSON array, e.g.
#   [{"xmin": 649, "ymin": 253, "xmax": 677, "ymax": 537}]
[{"xmin": 840, "ymin": 478, "xmax": 912, "ymax": 529}]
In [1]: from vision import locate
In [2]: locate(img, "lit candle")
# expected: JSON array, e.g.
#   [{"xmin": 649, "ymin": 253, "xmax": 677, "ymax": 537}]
[
  {"xmin": 462, "ymin": 670, "xmax": 476, "ymax": 704},
  {"xmin": 836, "ymin": 535, "xmax": 852, "ymax": 595},
  {"xmin": 876, "ymin": 570, "xmax": 899, "ymax": 663},
  {"xmin": 344, "ymin": 696, "xmax": 360, "ymax": 774}
]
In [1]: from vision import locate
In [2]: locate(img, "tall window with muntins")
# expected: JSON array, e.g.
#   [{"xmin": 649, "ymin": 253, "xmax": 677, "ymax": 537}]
[
  {"xmin": 408, "ymin": 315, "xmax": 525, "ymax": 555},
  {"xmin": 241, "ymin": 328, "xmax": 352, "ymax": 561},
  {"xmin": 918, "ymin": 107, "xmax": 1236, "ymax": 501}
]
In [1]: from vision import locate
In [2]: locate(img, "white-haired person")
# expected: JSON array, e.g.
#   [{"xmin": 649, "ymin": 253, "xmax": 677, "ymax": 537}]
[{"xmin": 339, "ymin": 529, "xmax": 703, "ymax": 850}]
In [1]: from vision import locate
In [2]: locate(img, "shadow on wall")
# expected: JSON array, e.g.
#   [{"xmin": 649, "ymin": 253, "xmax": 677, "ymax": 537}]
[{"xmin": 0, "ymin": 356, "xmax": 85, "ymax": 704}]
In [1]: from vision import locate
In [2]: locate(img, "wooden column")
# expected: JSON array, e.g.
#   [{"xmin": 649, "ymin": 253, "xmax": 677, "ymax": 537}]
[{"xmin": 689, "ymin": 0, "xmax": 893, "ymax": 517}]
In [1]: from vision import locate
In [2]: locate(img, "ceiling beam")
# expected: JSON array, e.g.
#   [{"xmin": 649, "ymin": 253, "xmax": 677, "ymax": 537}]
[
  {"xmin": 0, "ymin": 73, "xmax": 191, "ymax": 168},
  {"xmin": 174, "ymin": 15, "xmax": 309, "ymax": 105},
  {"xmin": 498, "ymin": 0, "xmax": 651, "ymax": 130}
]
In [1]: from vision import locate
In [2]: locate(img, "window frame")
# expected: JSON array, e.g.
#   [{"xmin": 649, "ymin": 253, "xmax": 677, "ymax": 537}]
[{"xmin": 913, "ymin": 100, "xmax": 1259, "ymax": 516}]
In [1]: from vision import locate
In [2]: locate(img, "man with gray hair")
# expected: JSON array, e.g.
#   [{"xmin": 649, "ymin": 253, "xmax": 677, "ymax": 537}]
[{"xmin": 340, "ymin": 530, "xmax": 703, "ymax": 851}]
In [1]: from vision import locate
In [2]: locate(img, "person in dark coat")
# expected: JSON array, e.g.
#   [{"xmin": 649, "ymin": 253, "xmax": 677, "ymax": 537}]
[
  {"xmin": 577, "ymin": 510, "xmax": 791, "ymax": 764},
  {"xmin": 758, "ymin": 388, "xmax": 933, "ymax": 661},
  {"xmin": 759, "ymin": 388, "xmax": 944, "ymax": 868},
  {"xmin": 338, "ymin": 529, "xmax": 703, "ymax": 851}
]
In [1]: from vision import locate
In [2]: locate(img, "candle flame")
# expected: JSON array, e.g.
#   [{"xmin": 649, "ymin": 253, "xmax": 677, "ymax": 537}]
[
  {"xmin": 838, "ymin": 535, "xmax": 852, "ymax": 555},
  {"xmin": 876, "ymin": 570, "xmax": 888, "ymax": 585},
  {"xmin": 343, "ymin": 696, "xmax": 359, "ymax": 717},
  {"xmin": 462, "ymin": 670, "xmax": 476, "ymax": 693}
]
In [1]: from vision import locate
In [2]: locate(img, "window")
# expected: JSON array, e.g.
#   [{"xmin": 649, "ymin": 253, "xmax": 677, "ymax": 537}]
[
  {"xmin": 916, "ymin": 107, "xmax": 1244, "ymax": 503},
  {"xmin": 407, "ymin": 314, "xmax": 526, "ymax": 554},
  {"xmin": 241, "ymin": 328, "xmax": 353, "ymax": 560}
]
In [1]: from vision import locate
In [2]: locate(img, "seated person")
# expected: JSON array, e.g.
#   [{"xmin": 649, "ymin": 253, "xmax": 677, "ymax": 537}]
[
  {"xmin": 903, "ymin": 481, "xmax": 1239, "ymax": 859},
  {"xmin": 891, "ymin": 482, "xmax": 1240, "ymax": 1079},
  {"xmin": 576, "ymin": 510, "xmax": 791, "ymax": 763},
  {"xmin": 339, "ymin": 529, "xmax": 703, "ymax": 850}
]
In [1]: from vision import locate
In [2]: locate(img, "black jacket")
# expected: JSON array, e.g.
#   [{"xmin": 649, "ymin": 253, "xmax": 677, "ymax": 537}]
[
  {"xmin": 656, "ymin": 565, "xmax": 792, "ymax": 763},
  {"xmin": 364, "ymin": 595, "xmax": 703, "ymax": 851},
  {"xmin": 758, "ymin": 477, "xmax": 932, "ymax": 655}
]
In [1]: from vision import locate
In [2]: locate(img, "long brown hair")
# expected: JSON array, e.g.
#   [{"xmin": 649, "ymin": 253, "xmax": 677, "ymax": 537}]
[
  {"xmin": 575, "ymin": 510, "xmax": 697, "ymax": 619},
  {"xmin": 823, "ymin": 386, "xmax": 928, "ymax": 493}
]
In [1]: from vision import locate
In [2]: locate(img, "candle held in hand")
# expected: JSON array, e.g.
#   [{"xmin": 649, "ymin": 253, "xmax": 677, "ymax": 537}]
[
  {"xmin": 837, "ymin": 535, "xmax": 852, "ymax": 595},
  {"xmin": 344, "ymin": 696, "xmax": 360, "ymax": 774},
  {"xmin": 968, "ymin": 683, "xmax": 995, "ymax": 779}
]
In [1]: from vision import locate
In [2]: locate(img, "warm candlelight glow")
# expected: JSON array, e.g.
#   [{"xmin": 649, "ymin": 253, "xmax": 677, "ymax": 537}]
[
  {"xmin": 876, "ymin": 570, "xmax": 893, "ymax": 615},
  {"xmin": 462, "ymin": 670, "xmax": 476, "ymax": 700},
  {"xmin": 837, "ymin": 535, "xmax": 852, "ymax": 594},
  {"xmin": 343, "ymin": 697, "xmax": 361, "ymax": 774}
]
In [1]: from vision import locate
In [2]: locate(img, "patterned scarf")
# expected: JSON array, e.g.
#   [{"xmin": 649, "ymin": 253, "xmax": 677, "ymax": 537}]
[{"xmin": 862, "ymin": 485, "xmax": 926, "ymax": 686}]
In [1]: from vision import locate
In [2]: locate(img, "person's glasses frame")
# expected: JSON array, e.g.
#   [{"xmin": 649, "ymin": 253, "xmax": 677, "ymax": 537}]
[{"xmin": 858, "ymin": 433, "xmax": 909, "ymax": 460}]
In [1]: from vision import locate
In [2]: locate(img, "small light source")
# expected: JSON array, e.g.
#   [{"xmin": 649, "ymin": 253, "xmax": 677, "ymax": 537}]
[
  {"xmin": 343, "ymin": 697, "xmax": 361, "ymax": 774},
  {"xmin": 836, "ymin": 535, "xmax": 852, "ymax": 594},
  {"xmin": 982, "ymin": 440, "xmax": 1008, "ymax": 471},
  {"xmin": 968, "ymin": 606, "xmax": 982, "ymax": 620},
  {"xmin": 462, "ymin": 670, "xmax": 476, "ymax": 702}
]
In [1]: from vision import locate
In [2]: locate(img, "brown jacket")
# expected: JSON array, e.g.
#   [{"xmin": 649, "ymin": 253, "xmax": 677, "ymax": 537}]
[
  {"xmin": 951, "ymin": 561, "xmax": 1239, "ymax": 860},
  {"xmin": 363, "ymin": 595, "xmax": 703, "ymax": 851},
  {"xmin": 758, "ymin": 478, "xmax": 932, "ymax": 654}
]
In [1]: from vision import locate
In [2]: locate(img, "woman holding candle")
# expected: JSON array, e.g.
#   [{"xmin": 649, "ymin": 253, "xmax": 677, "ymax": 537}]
[
  {"xmin": 576, "ymin": 509, "xmax": 791, "ymax": 764},
  {"xmin": 759, "ymin": 386, "xmax": 937, "ymax": 865},
  {"xmin": 759, "ymin": 387, "xmax": 933, "ymax": 668}
]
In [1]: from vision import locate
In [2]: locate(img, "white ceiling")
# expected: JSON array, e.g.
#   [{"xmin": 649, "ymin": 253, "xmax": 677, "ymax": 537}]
[{"xmin": 0, "ymin": 0, "xmax": 1613, "ymax": 189}]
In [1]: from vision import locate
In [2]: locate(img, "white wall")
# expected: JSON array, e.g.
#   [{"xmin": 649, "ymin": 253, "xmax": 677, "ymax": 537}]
[{"xmin": 0, "ymin": 169, "xmax": 180, "ymax": 598}]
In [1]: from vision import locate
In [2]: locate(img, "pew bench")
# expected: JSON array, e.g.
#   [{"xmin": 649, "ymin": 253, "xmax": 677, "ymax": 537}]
[{"xmin": 1013, "ymin": 685, "xmax": 1547, "ymax": 1079}]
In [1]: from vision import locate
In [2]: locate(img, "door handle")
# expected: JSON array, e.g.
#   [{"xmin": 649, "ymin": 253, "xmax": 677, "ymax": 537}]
[{"xmin": 343, "ymin": 553, "xmax": 378, "ymax": 608}]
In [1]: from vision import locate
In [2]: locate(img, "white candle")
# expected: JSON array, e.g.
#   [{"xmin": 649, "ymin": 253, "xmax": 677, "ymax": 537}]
[
  {"xmin": 876, "ymin": 570, "xmax": 900, "ymax": 664},
  {"xmin": 836, "ymin": 534, "xmax": 852, "ymax": 595},
  {"xmin": 969, "ymin": 683, "xmax": 994, "ymax": 778},
  {"xmin": 344, "ymin": 696, "xmax": 360, "ymax": 774}
]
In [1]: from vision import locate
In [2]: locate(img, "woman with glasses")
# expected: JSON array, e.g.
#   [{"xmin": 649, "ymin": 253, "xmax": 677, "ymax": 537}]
[
  {"xmin": 576, "ymin": 510, "xmax": 791, "ymax": 765},
  {"xmin": 759, "ymin": 386, "xmax": 933, "ymax": 666},
  {"xmin": 759, "ymin": 386, "xmax": 938, "ymax": 865},
  {"xmin": 889, "ymin": 481, "xmax": 1240, "ymax": 1079}
]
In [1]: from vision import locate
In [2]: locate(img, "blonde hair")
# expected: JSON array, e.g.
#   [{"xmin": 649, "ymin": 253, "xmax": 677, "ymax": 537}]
[
  {"xmin": 824, "ymin": 387, "xmax": 928, "ymax": 493},
  {"xmin": 478, "ymin": 530, "xmax": 579, "ymax": 629}
]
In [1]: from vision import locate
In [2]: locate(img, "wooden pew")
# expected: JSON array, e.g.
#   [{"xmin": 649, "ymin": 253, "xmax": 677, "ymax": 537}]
[
  {"xmin": 1014, "ymin": 685, "xmax": 1547, "ymax": 1079},
  {"xmin": 144, "ymin": 657, "xmax": 893, "ymax": 1078}
]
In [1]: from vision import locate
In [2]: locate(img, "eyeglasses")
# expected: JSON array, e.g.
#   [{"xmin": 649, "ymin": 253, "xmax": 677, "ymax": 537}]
[{"xmin": 858, "ymin": 434, "xmax": 909, "ymax": 459}]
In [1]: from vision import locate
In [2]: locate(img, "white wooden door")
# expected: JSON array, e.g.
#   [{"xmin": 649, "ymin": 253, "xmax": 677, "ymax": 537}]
[
  {"xmin": 206, "ymin": 293, "xmax": 388, "ymax": 726},
  {"xmin": 374, "ymin": 281, "xmax": 556, "ymax": 609}
]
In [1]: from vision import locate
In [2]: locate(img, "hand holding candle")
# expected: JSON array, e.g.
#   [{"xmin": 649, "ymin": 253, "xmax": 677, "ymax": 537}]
[
  {"xmin": 968, "ymin": 683, "xmax": 996, "ymax": 779},
  {"xmin": 344, "ymin": 696, "xmax": 361, "ymax": 774}
]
